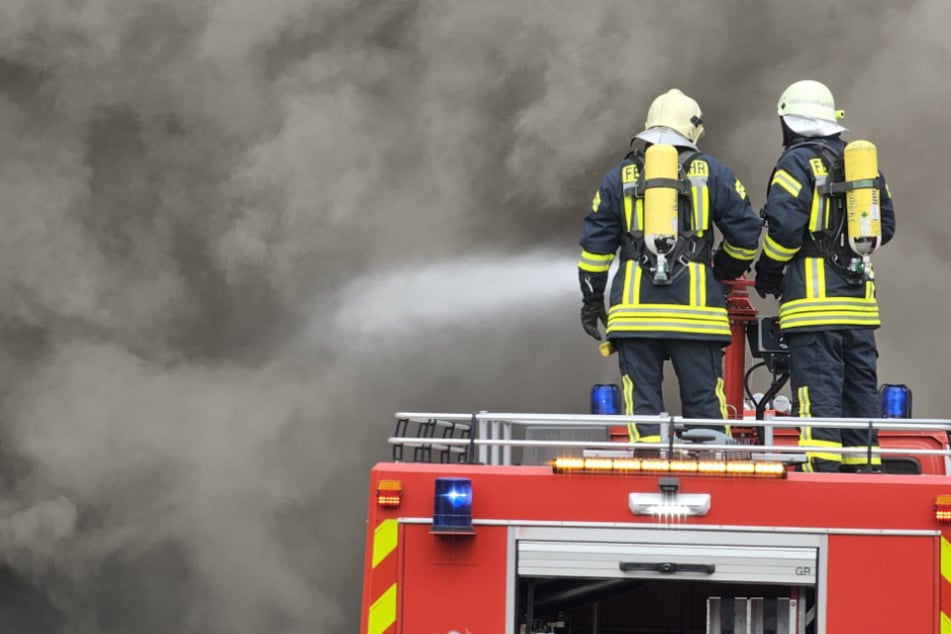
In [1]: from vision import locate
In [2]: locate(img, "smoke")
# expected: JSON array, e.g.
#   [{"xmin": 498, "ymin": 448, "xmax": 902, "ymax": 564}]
[{"xmin": 0, "ymin": 0, "xmax": 946, "ymax": 631}]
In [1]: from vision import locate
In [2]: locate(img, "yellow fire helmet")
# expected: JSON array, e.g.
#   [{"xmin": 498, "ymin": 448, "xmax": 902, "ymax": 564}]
[{"xmin": 643, "ymin": 89, "xmax": 705, "ymax": 144}]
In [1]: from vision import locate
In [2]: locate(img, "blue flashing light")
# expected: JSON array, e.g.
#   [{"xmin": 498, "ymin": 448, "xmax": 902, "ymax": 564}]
[
  {"xmin": 591, "ymin": 384, "xmax": 621, "ymax": 415},
  {"xmin": 880, "ymin": 384, "xmax": 912, "ymax": 418},
  {"xmin": 432, "ymin": 477, "xmax": 474, "ymax": 533}
]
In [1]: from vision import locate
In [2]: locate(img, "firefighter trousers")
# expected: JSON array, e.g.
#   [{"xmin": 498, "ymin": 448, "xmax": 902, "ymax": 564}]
[
  {"xmin": 787, "ymin": 328, "xmax": 881, "ymax": 472},
  {"xmin": 616, "ymin": 337, "xmax": 727, "ymax": 442}
]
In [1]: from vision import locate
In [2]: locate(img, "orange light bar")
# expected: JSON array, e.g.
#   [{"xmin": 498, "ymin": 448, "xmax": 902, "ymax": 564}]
[
  {"xmin": 935, "ymin": 495, "xmax": 951, "ymax": 523},
  {"xmin": 376, "ymin": 479, "xmax": 403, "ymax": 509},
  {"xmin": 551, "ymin": 457, "xmax": 786, "ymax": 479}
]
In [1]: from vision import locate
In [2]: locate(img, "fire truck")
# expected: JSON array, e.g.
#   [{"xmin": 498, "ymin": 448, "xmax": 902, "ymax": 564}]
[{"xmin": 359, "ymin": 280, "xmax": 951, "ymax": 633}]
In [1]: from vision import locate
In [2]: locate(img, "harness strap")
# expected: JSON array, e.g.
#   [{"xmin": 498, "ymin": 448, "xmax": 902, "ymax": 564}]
[
  {"xmin": 618, "ymin": 149, "xmax": 710, "ymax": 267},
  {"xmin": 644, "ymin": 177, "xmax": 688, "ymax": 193},
  {"xmin": 792, "ymin": 141, "xmax": 866, "ymax": 282},
  {"xmin": 817, "ymin": 177, "xmax": 882, "ymax": 196}
]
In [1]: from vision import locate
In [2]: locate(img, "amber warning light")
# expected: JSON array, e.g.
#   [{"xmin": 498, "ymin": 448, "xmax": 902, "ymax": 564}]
[
  {"xmin": 552, "ymin": 457, "xmax": 786, "ymax": 479},
  {"xmin": 934, "ymin": 495, "xmax": 951, "ymax": 523},
  {"xmin": 376, "ymin": 480, "xmax": 403, "ymax": 509}
]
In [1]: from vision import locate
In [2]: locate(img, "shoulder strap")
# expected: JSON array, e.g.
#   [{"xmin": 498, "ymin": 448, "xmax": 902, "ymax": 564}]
[
  {"xmin": 621, "ymin": 149, "xmax": 644, "ymax": 199},
  {"xmin": 679, "ymin": 151, "xmax": 710, "ymax": 235}
]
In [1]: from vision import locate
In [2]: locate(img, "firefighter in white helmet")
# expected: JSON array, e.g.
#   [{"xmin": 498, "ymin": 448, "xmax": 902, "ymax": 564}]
[
  {"xmin": 578, "ymin": 89, "xmax": 761, "ymax": 441},
  {"xmin": 753, "ymin": 79, "xmax": 897, "ymax": 472}
]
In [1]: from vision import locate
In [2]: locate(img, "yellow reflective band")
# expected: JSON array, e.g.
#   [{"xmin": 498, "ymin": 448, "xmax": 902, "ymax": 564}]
[
  {"xmin": 607, "ymin": 302, "xmax": 731, "ymax": 337},
  {"xmin": 809, "ymin": 186, "xmax": 827, "ymax": 232},
  {"xmin": 781, "ymin": 296, "xmax": 880, "ymax": 310},
  {"xmin": 591, "ymin": 190, "xmax": 601, "ymax": 212},
  {"xmin": 368, "ymin": 583, "xmax": 397, "ymax": 634},
  {"xmin": 623, "ymin": 374, "xmax": 637, "ymax": 441},
  {"xmin": 686, "ymin": 160, "xmax": 709, "ymax": 237},
  {"xmin": 942, "ymin": 612, "xmax": 951, "ymax": 634},
  {"xmin": 797, "ymin": 422, "xmax": 842, "ymax": 462},
  {"xmin": 805, "ymin": 451, "xmax": 842, "ymax": 463},
  {"xmin": 698, "ymin": 263, "xmax": 707, "ymax": 305},
  {"xmin": 770, "ymin": 169, "xmax": 802, "ymax": 197},
  {"xmin": 608, "ymin": 322, "xmax": 731, "ymax": 337},
  {"xmin": 802, "ymin": 257, "xmax": 824, "ymax": 299},
  {"xmin": 578, "ymin": 250, "xmax": 614, "ymax": 273},
  {"xmin": 804, "ymin": 259, "xmax": 814, "ymax": 298},
  {"xmin": 610, "ymin": 304, "xmax": 728, "ymax": 317},
  {"xmin": 635, "ymin": 197, "xmax": 644, "ymax": 232},
  {"xmin": 799, "ymin": 435, "xmax": 842, "ymax": 463},
  {"xmin": 763, "ymin": 235, "xmax": 798, "ymax": 263},
  {"xmin": 779, "ymin": 295, "xmax": 881, "ymax": 330},
  {"xmin": 722, "ymin": 241, "xmax": 756, "ymax": 260},
  {"xmin": 689, "ymin": 183, "xmax": 709, "ymax": 236},
  {"xmin": 372, "ymin": 519, "xmax": 398, "ymax": 568},
  {"xmin": 781, "ymin": 314, "xmax": 882, "ymax": 329},
  {"xmin": 690, "ymin": 187, "xmax": 704, "ymax": 237},
  {"xmin": 627, "ymin": 260, "xmax": 641, "ymax": 305},
  {"xmin": 622, "ymin": 163, "xmax": 639, "ymax": 232},
  {"xmin": 623, "ymin": 190, "xmax": 633, "ymax": 231},
  {"xmin": 808, "ymin": 257, "xmax": 823, "ymax": 298},
  {"xmin": 941, "ymin": 536, "xmax": 951, "ymax": 586},
  {"xmin": 622, "ymin": 374, "xmax": 635, "ymax": 415},
  {"xmin": 608, "ymin": 323, "xmax": 732, "ymax": 336},
  {"xmin": 715, "ymin": 377, "xmax": 727, "ymax": 419},
  {"xmin": 798, "ymin": 386, "xmax": 811, "ymax": 417},
  {"xmin": 688, "ymin": 262, "xmax": 707, "ymax": 307}
]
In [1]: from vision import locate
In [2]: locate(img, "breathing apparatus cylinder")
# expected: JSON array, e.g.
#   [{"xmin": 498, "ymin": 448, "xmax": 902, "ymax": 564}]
[
  {"xmin": 643, "ymin": 143, "xmax": 679, "ymax": 284},
  {"xmin": 843, "ymin": 140, "xmax": 881, "ymax": 278},
  {"xmin": 844, "ymin": 140, "xmax": 881, "ymax": 254}
]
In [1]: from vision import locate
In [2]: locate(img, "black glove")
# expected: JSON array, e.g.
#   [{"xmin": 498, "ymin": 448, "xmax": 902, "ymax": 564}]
[
  {"xmin": 581, "ymin": 301, "xmax": 608, "ymax": 341},
  {"xmin": 579, "ymin": 270, "xmax": 608, "ymax": 341},
  {"xmin": 712, "ymin": 247, "xmax": 750, "ymax": 282},
  {"xmin": 754, "ymin": 258, "xmax": 785, "ymax": 299}
]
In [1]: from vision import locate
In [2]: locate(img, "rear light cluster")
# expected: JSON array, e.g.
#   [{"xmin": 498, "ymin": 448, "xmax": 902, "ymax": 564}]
[
  {"xmin": 376, "ymin": 480, "xmax": 403, "ymax": 509},
  {"xmin": 934, "ymin": 495, "xmax": 951, "ymax": 523}
]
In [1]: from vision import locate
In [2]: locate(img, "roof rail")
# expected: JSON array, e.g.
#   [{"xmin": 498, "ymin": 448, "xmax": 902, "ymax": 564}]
[{"xmin": 388, "ymin": 412, "xmax": 951, "ymax": 469}]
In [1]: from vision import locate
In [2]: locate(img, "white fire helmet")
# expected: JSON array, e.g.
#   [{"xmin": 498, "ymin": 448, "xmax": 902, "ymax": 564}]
[{"xmin": 777, "ymin": 79, "xmax": 844, "ymax": 123}]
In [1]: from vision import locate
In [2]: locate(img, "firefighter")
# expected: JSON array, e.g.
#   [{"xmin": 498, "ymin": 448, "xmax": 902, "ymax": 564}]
[
  {"xmin": 578, "ymin": 88, "xmax": 762, "ymax": 442},
  {"xmin": 753, "ymin": 79, "xmax": 896, "ymax": 473}
]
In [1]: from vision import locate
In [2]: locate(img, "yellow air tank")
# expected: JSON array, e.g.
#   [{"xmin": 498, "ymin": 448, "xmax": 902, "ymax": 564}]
[
  {"xmin": 844, "ymin": 140, "xmax": 881, "ymax": 258},
  {"xmin": 643, "ymin": 143, "xmax": 680, "ymax": 284}
]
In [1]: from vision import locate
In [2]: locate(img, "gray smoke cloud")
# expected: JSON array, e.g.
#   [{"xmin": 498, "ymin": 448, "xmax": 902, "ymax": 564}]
[{"xmin": 0, "ymin": 0, "xmax": 946, "ymax": 632}]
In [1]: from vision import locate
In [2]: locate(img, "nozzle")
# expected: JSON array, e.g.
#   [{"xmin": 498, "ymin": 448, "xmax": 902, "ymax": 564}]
[{"xmin": 599, "ymin": 341, "xmax": 616, "ymax": 357}]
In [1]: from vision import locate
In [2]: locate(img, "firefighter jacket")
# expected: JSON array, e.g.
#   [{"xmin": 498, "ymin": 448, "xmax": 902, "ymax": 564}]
[
  {"xmin": 578, "ymin": 146, "xmax": 761, "ymax": 342},
  {"xmin": 759, "ymin": 136, "xmax": 896, "ymax": 332}
]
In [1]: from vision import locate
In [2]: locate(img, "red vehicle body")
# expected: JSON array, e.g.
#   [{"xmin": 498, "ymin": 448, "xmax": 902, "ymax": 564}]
[{"xmin": 360, "ymin": 281, "xmax": 951, "ymax": 634}]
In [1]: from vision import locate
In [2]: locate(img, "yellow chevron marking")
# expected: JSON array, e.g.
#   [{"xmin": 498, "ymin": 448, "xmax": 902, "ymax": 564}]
[
  {"xmin": 942, "ymin": 536, "xmax": 951, "ymax": 584},
  {"xmin": 372, "ymin": 519, "xmax": 398, "ymax": 568},
  {"xmin": 368, "ymin": 583, "xmax": 397, "ymax": 634}
]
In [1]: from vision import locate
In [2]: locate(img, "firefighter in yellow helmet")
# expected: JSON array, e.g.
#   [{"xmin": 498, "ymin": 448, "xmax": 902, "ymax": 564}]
[
  {"xmin": 578, "ymin": 89, "xmax": 762, "ymax": 441},
  {"xmin": 753, "ymin": 79, "xmax": 897, "ymax": 472}
]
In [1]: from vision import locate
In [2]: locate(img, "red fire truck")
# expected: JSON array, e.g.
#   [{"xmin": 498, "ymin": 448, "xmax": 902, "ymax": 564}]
[{"xmin": 359, "ymin": 281, "xmax": 951, "ymax": 633}]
